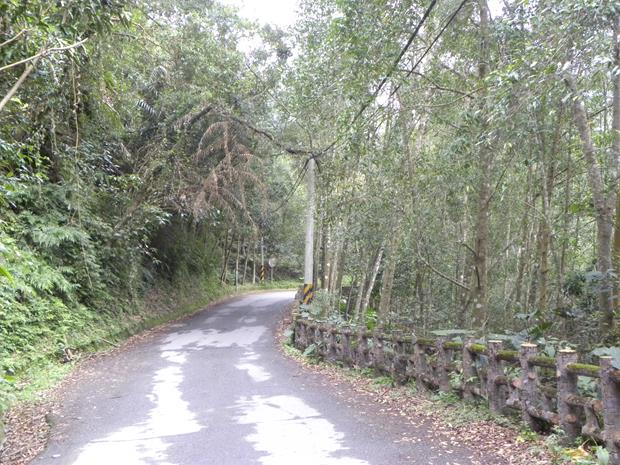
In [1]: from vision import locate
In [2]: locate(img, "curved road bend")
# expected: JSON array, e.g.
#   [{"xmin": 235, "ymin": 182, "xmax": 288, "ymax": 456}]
[{"xmin": 33, "ymin": 291, "xmax": 480, "ymax": 465}]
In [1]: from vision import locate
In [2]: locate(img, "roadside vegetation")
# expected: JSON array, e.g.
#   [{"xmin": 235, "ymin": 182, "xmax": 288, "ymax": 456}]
[
  {"xmin": 0, "ymin": 0, "xmax": 303, "ymax": 427},
  {"xmin": 3, "ymin": 0, "xmax": 620, "ymax": 462}
]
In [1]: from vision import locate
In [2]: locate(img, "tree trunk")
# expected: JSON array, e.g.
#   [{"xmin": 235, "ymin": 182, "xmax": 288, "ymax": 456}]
[
  {"xmin": 354, "ymin": 270, "xmax": 368, "ymax": 324},
  {"xmin": 252, "ymin": 242, "xmax": 256, "ymax": 284},
  {"xmin": 361, "ymin": 244, "xmax": 385, "ymax": 316},
  {"xmin": 612, "ymin": 16, "xmax": 620, "ymax": 312},
  {"xmin": 556, "ymin": 151, "xmax": 572, "ymax": 309},
  {"xmin": 378, "ymin": 226, "xmax": 402, "ymax": 328},
  {"xmin": 320, "ymin": 223, "xmax": 328, "ymax": 289},
  {"xmin": 470, "ymin": 0, "xmax": 493, "ymax": 329},
  {"xmin": 235, "ymin": 237, "xmax": 241, "ymax": 289},
  {"xmin": 220, "ymin": 230, "xmax": 231, "ymax": 284},
  {"xmin": 565, "ymin": 73, "xmax": 615, "ymax": 335},
  {"xmin": 378, "ymin": 250, "xmax": 397, "ymax": 328},
  {"xmin": 242, "ymin": 239, "xmax": 249, "ymax": 285},
  {"xmin": 335, "ymin": 240, "xmax": 348, "ymax": 306}
]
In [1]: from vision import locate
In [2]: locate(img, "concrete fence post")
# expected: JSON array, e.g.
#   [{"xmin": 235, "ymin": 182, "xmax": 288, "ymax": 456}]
[
  {"xmin": 487, "ymin": 340, "xmax": 504, "ymax": 413},
  {"xmin": 556, "ymin": 349, "xmax": 580, "ymax": 443},
  {"xmin": 600, "ymin": 357, "xmax": 620, "ymax": 464},
  {"xmin": 520, "ymin": 343, "xmax": 542, "ymax": 431}
]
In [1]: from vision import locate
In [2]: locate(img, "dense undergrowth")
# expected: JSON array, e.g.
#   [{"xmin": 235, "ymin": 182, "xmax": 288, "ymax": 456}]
[{"xmin": 0, "ymin": 0, "xmax": 304, "ymax": 430}]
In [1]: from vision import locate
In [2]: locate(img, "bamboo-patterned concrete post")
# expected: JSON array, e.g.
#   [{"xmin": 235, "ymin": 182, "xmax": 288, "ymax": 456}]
[
  {"xmin": 379, "ymin": 334, "xmax": 388, "ymax": 373},
  {"xmin": 462, "ymin": 337, "xmax": 476, "ymax": 401},
  {"xmin": 600, "ymin": 356, "xmax": 620, "ymax": 464},
  {"xmin": 334, "ymin": 328, "xmax": 343, "ymax": 360},
  {"xmin": 556, "ymin": 349, "xmax": 580, "ymax": 443},
  {"xmin": 341, "ymin": 326, "xmax": 352, "ymax": 365},
  {"xmin": 392, "ymin": 331, "xmax": 406, "ymax": 383},
  {"xmin": 305, "ymin": 321, "xmax": 314, "ymax": 347},
  {"xmin": 357, "ymin": 327, "xmax": 369, "ymax": 367},
  {"xmin": 436, "ymin": 337, "xmax": 451, "ymax": 392},
  {"xmin": 487, "ymin": 340, "xmax": 504, "ymax": 413},
  {"xmin": 405, "ymin": 333, "xmax": 416, "ymax": 379},
  {"xmin": 296, "ymin": 320, "xmax": 306, "ymax": 349},
  {"xmin": 305, "ymin": 321, "xmax": 313, "ymax": 346},
  {"xmin": 326, "ymin": 327, "xmax": 337, "ymax": 361},
  {"xmin": 292, "ymin": 320, "xmax": 300, "ymax": 348},
  {"xmin": 520, "ymin": 343, "xmax": 541, "ymax": 431},
  {"xmin": 371, "ymin": 331, "xmax": 382, "ymax": 372},
  {"xmin": 316, "ymin": 321, "xmax": 325, "ymax": 357},
  {"xmin": 413, "ymin": 338, "xmax": 428, "ymax": 388}
]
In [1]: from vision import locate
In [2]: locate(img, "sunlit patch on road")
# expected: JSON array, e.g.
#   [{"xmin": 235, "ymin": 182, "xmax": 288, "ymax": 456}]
[
  {"xmin": 235, "ymin": 350, "xmax": 272, "ymax": 382},
  {"xmin": 235, "ymin": 394, "xmax": 370, "ymax": 465},
  {"xmin": 70, "ymin": 366, "xmax": 202, "ymax": 465}
]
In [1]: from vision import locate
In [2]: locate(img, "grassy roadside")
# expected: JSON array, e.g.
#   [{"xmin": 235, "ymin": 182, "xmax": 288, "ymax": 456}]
[{"xmin": 0, "ymin": 278, "xmax": 299, "ymax": 454}]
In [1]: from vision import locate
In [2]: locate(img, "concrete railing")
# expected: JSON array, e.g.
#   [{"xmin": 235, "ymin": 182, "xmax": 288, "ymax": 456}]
[{"xmin": 292, "ymin": 314, "xmax": 620, "ymax": 464}]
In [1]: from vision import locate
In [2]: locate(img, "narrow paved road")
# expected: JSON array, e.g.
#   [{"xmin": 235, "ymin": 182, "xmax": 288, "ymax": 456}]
[{"xmin": 33, "ymin": 291, "xmax": 479, "ymax": 465}]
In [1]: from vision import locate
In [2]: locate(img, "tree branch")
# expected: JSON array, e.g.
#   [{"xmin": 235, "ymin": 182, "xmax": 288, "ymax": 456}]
[
  {"xmin": 458, "ymin": 241, "xmax": 477, "ymax": 256},
  {"xmin": 223, "ymin": 112, "xmax": 315, "ymax": 157},
  {"xmin": 0, "ymin": 58, "xmax": 38, "ymax": 114},
  {"xmin": 405, "ymin": 70, "xmax": 476, "ymax": 98},
  {"xmin": 417, "ymin": 251, "xmax": 471, "ymax": 291},
  {"xmin": 0, "ymin": 38, "xmax": 88, "ymax": 73},
  {"xmin": 0, "ymin": 29, "xmax": 30, "ymax": 48}
]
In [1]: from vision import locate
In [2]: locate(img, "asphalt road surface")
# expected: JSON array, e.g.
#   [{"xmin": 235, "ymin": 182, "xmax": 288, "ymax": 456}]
[{"xmin": 32, "ymin": 291, "xmax": 479, "ymax": 465}]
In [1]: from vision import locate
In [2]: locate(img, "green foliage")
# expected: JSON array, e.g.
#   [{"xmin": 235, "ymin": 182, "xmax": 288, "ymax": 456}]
[
  {"xmin": 0, "ymin": 0, "xmax": 307, "ymax": 418},
  {"xmin": 300, "ymin": 290, "xmax": 335, "ymax": 319},
  {"xmin": 372, "ymin": 375, "xmax": 394, "ymax": 387},
  {"xmin": 364, "ymin": 306, "xmax": 378, "ymax": 330},
  {"xmin": 431, "ymin": 391, "xmax": 460, "ymax": 406},
  {"xmin": 591, "ymin": 347, "xmax": 620, "ymax": 369},
  {"xmin": 596, "ymin": 447, "xmax": 610, "ymax": 465},
  {"xmin": 302, "ymin": 343, "xmax": 317, "ymax": 357},
  {"xmin": 544, "ymin": 430, "xmax": 606, "ymax": 465}
]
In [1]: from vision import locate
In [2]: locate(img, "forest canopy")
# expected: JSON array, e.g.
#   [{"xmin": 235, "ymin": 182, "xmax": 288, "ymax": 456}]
[{"xmin": 1, "ymin": 0, "xmax": 620, "ymax": 398}]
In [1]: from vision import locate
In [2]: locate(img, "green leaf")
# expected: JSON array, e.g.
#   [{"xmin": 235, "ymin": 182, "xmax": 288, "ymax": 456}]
[
  {"xmin": 596, "ymin": 446, "xmax": 610, "ymax": 465},
  {"xmin": 303, "ymin": 343, "xmax": 317, "ymax": 357},
  {"xmin": 592, "ymin": 347, "xmax": 620, "ymax": 369},
  {"xmin": 0, "ymin": 264, "xmax": 12, "ymax": 283}
]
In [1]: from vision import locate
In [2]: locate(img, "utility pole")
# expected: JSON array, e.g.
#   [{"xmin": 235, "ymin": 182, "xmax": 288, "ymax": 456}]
[{"xmin": 302, "ymin": 157, "xmax": 316, "ymax": 304}]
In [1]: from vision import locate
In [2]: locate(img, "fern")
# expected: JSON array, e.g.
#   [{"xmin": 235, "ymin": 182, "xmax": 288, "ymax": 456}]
[{"xmin": 30, "ymin": 225, "xmax": 90, "ymax": 249}]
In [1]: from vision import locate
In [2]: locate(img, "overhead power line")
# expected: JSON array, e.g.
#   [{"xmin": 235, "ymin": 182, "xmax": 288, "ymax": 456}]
[
  {"xmin": 388, "ymin": 0, "xmax": 470, "ymax": 101},
  {"xmin": 349, "ymin": 0, "xmax": 439, "ymax": 128},
  {"xmin": 271, "ymin": 0, "xmax": 471, "ymax": 213},
  {"xmin": 317, "ymin": 0, "xmax": 439, "ymax": 158},
  {"xmin": 316, "ymin": 0, "xmax": 470, "ymax": 160}
]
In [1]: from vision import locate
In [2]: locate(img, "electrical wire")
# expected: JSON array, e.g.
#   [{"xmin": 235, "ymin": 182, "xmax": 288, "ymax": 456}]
[
  {"xmin": 267, "ymin": 0, "xmax": 471, "ymax": 213},
  {"xmin": 316, "ymin": 0, "xmax": 470, "ymax": 160},
  {"xmin": 316, "ymin": 0, "xmax": 439, "ymax": 157},
  {"xmin": 387, "ymin": 0, "xmax": 470, "ymax": 101},
  {"xmin": 269, "ymin": 159, "xmax": 310, "ymax": 214}
]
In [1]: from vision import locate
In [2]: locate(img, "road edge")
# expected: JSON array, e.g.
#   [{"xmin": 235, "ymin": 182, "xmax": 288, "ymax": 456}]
[{"xmin": 0, "ymin": 287, "xmax": 295, "ymax": 465}]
